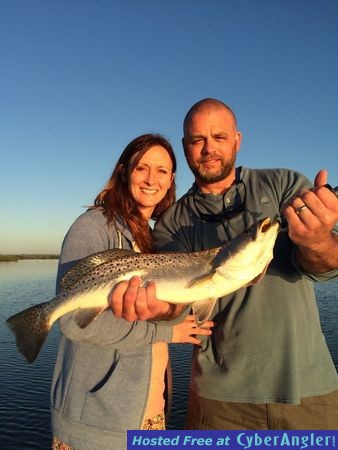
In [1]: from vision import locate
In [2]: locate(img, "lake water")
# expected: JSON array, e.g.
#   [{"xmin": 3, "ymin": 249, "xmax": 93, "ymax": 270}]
[{"xmin": 0, "ymin": 260, "xmax": 337, "ymax": 449}]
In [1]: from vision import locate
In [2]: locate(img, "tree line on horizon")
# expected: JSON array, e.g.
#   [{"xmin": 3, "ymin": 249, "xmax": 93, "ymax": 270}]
[{"xmin": 0, "ymin": 254, "xmax": 59, "ymax": 262}]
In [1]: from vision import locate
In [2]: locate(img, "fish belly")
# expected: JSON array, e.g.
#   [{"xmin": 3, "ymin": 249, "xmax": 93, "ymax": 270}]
[
  {"xmin": 50, "ymin": 285, "xmax": 112, "ymax": 324},
  {"xmin": 154, "ymin": 272, "xmax": 243, "ymax": 304}
]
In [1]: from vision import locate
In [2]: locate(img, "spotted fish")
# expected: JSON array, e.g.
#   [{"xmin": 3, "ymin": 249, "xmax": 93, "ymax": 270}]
[{"xmin": 6, "ymin": 217, "xmax": 279, "ymax": 363}]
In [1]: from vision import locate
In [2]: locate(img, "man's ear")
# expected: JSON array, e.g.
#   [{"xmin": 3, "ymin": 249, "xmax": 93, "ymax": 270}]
[
  {"xmin": 235, "ymin": 131, "xmax": 242, "ymax": 152},
  {"xmin": 182, "ymin": 137, "xmax": 188, "ymax": 156}
]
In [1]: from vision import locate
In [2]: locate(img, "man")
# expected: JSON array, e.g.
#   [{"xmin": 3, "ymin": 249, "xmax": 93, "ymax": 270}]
[{"xmin": 111, "ymin": 98, "xmax": 338, "ymax": 429}]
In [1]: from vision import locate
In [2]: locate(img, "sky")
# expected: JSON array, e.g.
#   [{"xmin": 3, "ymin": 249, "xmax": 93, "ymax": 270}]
[{"xmin": 1, "ymin": 0, "xmax": 337, "ymax": 254}]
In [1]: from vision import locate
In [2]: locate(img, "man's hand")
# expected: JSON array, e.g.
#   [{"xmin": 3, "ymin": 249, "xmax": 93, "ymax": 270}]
[
  {"xmin": 282, "ymin": 169, "xmax": 338, "ymax": 272},
  {"xmin": 110, "ymin": 276, "xmax": 183, "ymax": 322}
]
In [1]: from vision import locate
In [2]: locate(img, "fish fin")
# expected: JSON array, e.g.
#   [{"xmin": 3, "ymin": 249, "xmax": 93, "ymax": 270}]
[
  {"xmin": 61, "ymin": 249, "xmax": 138, "ymax": 291},
  {"xmin": 192, "ymin": 298, "xmax": 218, "ymax": 325},
  {"xmin": 186, "ymin": 273, "xmax": 215, "ymax": 289},
  {"xmin": 73, "ymin": 307, "xmax": 107, "ymax": 329},
  {"xmin": 247, "ymin": 264, "xmax": 269, "ymax": 286},
  {"xmin": 6, "ymin": 301, "xmax": 52, "ymax": 363}
]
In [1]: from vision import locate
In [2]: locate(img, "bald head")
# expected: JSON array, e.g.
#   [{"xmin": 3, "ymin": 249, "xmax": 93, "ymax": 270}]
[{"xmin": 183, "ymin": 98, "xmax": 238, "ymax": 135}]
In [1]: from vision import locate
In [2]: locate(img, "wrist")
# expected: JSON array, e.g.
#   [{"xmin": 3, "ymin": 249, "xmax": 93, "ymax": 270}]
[
  {"xmin": 156, "ymin": 303, "xmax": 184, "ymax": 321},
  {"xmin": 296, "ymin": 234, "xmax": 338, "ymax": 273}
]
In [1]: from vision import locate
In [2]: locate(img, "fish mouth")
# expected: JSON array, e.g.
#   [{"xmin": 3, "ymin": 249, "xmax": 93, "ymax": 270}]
[
  {"xmin": 260, "ymin": 217, "xmax": 280, "ymax": 234},
  {"xmin": 261, "ymin": 217, "xmax": 273, "ymax": 233},
  {"xmin": 249, "ymin": 217, "xmax": 279, "ymax": 241}
]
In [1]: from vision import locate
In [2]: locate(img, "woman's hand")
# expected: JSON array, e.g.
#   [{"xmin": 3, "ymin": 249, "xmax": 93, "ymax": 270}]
[{"xmin": 171, "ymin": 314, "xmax": 214, "ymax": 345}]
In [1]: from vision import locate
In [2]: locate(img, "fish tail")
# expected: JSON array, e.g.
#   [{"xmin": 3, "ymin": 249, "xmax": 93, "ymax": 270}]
[{"xmin": 6, "ymin": 301, "xmax": 52, "ymax": 363}]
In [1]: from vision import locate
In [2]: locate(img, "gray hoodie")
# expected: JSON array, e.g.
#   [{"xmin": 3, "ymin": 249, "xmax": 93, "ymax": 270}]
[{"xmin": 51, "ymin": 209, "xmax": 172, "ymax": 450}]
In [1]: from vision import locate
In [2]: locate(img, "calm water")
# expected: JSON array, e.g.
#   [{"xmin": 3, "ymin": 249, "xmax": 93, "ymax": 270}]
[{"xmin": 0, "ymin": 260, "xmax": 337, "ymax": 449}]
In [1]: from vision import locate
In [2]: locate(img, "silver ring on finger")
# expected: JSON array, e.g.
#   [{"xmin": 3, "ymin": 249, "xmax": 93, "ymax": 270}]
[{"xmin": 295, "ymin": 204, "xmax": 307, "ymax": 215}]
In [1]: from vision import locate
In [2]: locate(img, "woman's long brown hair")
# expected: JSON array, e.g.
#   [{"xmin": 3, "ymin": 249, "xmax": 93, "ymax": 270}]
[{"xmin": 93, "ymin": 134, "xmax": 176, "ymax": 253}]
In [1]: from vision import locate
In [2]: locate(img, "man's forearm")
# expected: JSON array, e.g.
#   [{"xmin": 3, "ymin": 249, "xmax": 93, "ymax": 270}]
[{"xmin": 296, "ymin": 234, "xmax": 338, "ymax": 273}]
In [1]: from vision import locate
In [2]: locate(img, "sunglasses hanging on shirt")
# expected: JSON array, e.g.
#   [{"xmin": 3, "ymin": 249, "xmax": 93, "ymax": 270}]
[{"xmin": 193, "ymin": 178, "xmax": 247, "ymax": 224}]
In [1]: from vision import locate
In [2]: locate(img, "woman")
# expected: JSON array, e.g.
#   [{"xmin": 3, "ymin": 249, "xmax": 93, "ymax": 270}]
[{"xmin": 51, "ymin": 134, "xmax": 212, "ymax": 450}]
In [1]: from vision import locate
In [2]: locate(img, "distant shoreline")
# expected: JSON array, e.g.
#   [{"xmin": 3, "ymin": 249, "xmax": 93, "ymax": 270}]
[{"xmin": 0, "ymin": 254, "xmax": 59, "ymax": 262}]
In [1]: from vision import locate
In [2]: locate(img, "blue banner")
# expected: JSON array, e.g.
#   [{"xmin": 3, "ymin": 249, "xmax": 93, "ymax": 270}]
[{"xmin": 128, "ymin": 430, "xmax": 337, "ymax": 450}]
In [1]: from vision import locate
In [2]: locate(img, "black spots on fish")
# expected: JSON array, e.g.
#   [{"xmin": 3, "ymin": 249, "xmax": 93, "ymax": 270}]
[
  {"xmin": 141, "ymin": 260, "xmax": 153, "ymax": 268},
  {"xmin": 156, "ymin": 255, "xmax": 169, "ymax": 262},
  {"xmin": 120, "ymin": 259, "xmax": 142, "ymax": 270}
]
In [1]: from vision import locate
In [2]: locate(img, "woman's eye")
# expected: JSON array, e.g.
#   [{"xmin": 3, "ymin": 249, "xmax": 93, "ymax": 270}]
[{"xmin": 135, "ymin": 166, "xmax": 146, "ymax": 172}]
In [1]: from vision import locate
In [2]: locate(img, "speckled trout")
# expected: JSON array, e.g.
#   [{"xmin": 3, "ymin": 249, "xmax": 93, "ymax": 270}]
[{"xmin": 7, "ymin": 217, "xmax": 278, "ymax": 363}]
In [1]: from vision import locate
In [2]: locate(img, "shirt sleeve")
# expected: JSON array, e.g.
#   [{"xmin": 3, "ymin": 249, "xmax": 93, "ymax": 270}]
[
  {"xmin": 152, "ymin": 205, "xmax": 191, "ymax": 252},
  {"xmin": 59, "ymin": 309, "xmax": 173, "ymax": 348},
  {"xmin": 291, "ymin": 246, "xmax": 338, "ymax": 282},
  {"xmin": 56, "ymin": 211, "xmax": 110, "ymax": 293}
]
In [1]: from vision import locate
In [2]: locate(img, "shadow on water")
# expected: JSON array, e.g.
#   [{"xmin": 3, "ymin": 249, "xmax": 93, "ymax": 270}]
[{"xmin": 0, "ymin": 260, "xmax": 337, "ymax": 448}]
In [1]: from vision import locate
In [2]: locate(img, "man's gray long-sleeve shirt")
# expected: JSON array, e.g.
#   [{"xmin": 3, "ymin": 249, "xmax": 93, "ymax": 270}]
[{"xmin": 153, "ymin": 167, "xmax": 338, "ymax": 404}]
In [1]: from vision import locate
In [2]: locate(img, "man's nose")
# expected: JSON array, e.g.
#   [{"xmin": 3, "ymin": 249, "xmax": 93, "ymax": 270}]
[{"xmin": 201, "ymin": 139, "xmax": 215, "ymax": 155}]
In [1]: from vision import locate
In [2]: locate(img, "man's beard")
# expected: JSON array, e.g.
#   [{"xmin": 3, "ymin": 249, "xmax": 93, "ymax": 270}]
[{"xmin": 187, "ymin": 147, "xmax": 237, "ymax": 184}]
